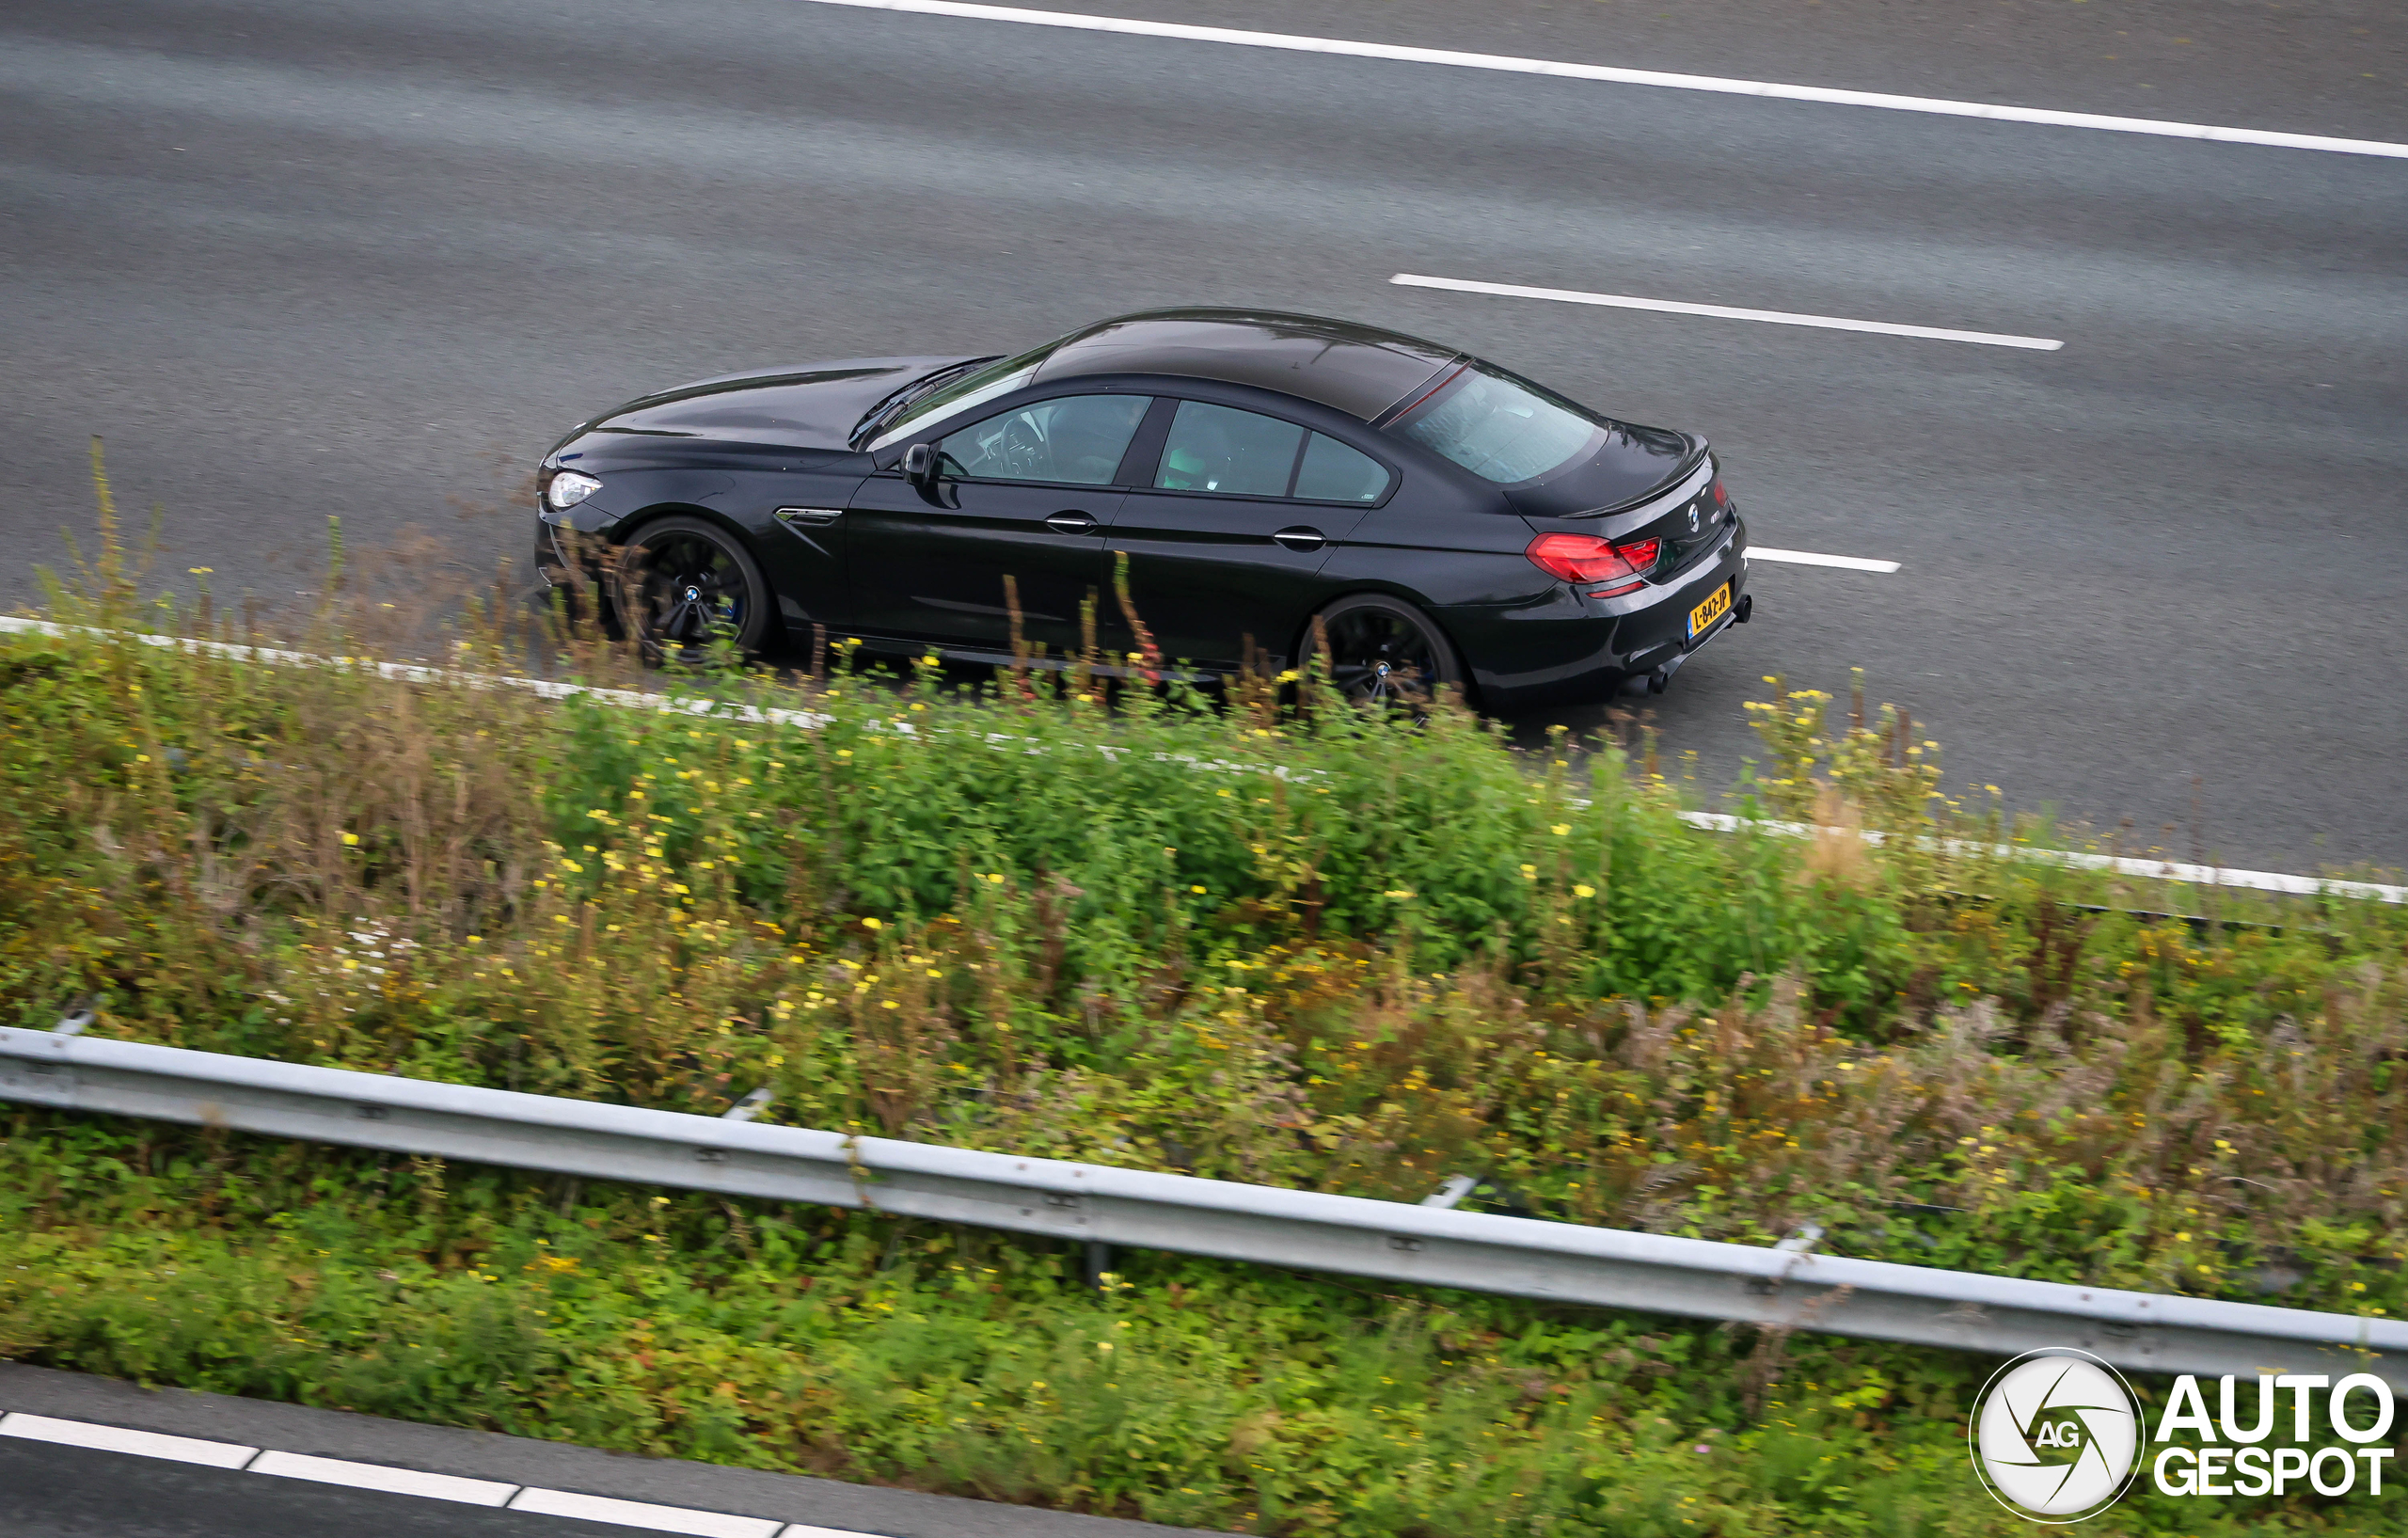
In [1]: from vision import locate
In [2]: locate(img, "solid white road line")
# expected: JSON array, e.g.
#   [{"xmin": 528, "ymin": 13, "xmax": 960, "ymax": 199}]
[
  {"xmin": 1672, "ymin": 809, "xmax": 2408, "ymax": 904},
  {"xmin": 789, "ymin": 0, "xmax": 2408, "ymax": 159},
  {"xmin": 0, "ymin": 1411, "xmax": 259, "ymax": 1469},
  {"xmin": 8, "ymin": 614, "xmax": 2402, "ymax": 900},
  {"xmin": 1750, "ymin": 547, "xmax": 1903, "ymax": 573},
  {"xmin": 508, "ymin": 1485, "xmax": 787, "ymax": 1537},
  {"xmin": 0, "ymin": 615, "xmax": 840, "ymax": 734},
  {"xmin": 247, "ymin": 1449, "xmax": 516, "ymax": 1506},
  {"xmin": 1392, "ymin": 273, "xmax": 2064, "ymax": 351}
]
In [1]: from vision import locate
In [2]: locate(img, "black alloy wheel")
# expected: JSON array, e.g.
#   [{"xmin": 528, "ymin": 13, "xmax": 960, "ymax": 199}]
[
  {"xmin": 613, "ymin": 515, "xmax": 774, "ymax": 659},
  {"xmin": 1304, "ymin": 594, "xmax": 1465, "ymax": 708}
]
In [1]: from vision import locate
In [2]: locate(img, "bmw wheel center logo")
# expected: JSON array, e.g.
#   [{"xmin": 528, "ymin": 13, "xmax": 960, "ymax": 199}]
[{"xmin": 1971, "ymin": 1350, "xmax": 2144, "ymax": 1522}]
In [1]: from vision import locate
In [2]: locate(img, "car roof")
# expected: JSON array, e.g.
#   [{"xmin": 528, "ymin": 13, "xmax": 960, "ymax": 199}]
[{"xmin": 1027, "ymin": 309, "xmax": 1461, "ymax": 422}]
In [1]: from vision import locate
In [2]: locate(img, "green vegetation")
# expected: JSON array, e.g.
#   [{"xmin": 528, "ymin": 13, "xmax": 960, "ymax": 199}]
[
  {"xmin": 2, "ymin": 1117, "xmax": 2384, "ymax": 1537},
  {"xmin": 3, "ymin": 495, "xmax": 2404, "ymax": 1532}
]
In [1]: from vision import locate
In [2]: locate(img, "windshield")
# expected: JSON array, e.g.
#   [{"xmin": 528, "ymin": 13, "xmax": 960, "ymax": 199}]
[
  {"xmin": 864, "ymin": 344, "xmax": 1052, "ymax": 451},
  {"xmin": 1388, "ymin": 361, "xmax": 1605, "ymax": 484},
  {"xmin": 848, "ymin": 357, "xmax": 988, "ymax": 448}
]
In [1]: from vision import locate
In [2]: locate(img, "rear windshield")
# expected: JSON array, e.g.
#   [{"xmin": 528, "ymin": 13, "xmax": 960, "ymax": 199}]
[{"xmin": 1388, "ymin": 362, "xmax": 1604, "ymax": 485}]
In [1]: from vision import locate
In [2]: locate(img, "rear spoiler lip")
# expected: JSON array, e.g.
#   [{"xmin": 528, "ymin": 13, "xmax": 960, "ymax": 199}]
[{"xmin": 1513, "ymin": 448, "xmax": 1718, "ymax": 536}]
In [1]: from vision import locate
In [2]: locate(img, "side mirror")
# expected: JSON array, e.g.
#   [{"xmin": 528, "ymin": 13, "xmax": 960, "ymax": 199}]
[{"xmin": 902, "ymin": 443, "xmax": 936, "ymax": 489}]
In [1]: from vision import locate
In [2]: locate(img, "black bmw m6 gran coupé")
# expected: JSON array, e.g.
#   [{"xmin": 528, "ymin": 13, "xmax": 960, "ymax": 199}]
[{"xmin": 534, "ymin": 309, "xmax": 1751, "ymax": 709}]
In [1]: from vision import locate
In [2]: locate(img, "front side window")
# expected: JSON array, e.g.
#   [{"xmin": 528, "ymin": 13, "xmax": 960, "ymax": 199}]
[
  {"xmin": 1389, "ymin": 362, "xmax": 1603, "ymax": 484},
  {"xmin": 1294, "ymin": 433, "xmax": 1391, "ymax": 502},
  {"xmin": 936, "ymin": 394, "xmax": 1149, "ymax": 485},
  {"xmin": 1155, "ymin": 402, "xmax": 1305, "ymax": 498}
]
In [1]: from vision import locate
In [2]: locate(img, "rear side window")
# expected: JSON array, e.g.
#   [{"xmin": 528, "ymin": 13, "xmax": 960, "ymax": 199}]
[
  {"xmin": 1294, "ymin": 433, "xmax": 1391, "ymax": 502},
  {"xmin": 1155, "ymin": 402, "xmax": 1304, "ymax": 498},
  {"xmin": 937, "ymin": 394, "xmax": 1149, "ymax": 485},
  {"xmin": 1390, "ymin": 362, "xmax": 1602, "ymax": 484}
]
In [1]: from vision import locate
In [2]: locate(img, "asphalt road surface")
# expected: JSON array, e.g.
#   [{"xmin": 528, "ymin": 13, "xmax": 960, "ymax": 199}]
[
  {"xmin": 3, "ymin": 0, "xmax": 2402, "ymax": 873},
  {"xmin": 0, "ymin": 1361, "xmax": 1220, "ymax": 1538},
  {"xmin": 3, "ymin": 1441, "xmax": 675, "ymax": 1538}
]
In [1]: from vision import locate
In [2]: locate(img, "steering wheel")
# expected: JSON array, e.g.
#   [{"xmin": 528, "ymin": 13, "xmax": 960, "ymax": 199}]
[{"xmin": 996, "ymin": 413, "xmax": 1049, "ymax": 478}]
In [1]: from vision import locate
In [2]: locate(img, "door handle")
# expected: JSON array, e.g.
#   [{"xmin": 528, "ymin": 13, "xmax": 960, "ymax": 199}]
[
  {"xmin": 775, "ymin": 507, "xmax": 843, "ymax": 528},
  {"xmin": 1272, "ymin": 526, "xmax": 1326, "ymax": 552},
  {"xmin": 1045, "ymin": 511, "xmax": 1099, "ymax": 534}
]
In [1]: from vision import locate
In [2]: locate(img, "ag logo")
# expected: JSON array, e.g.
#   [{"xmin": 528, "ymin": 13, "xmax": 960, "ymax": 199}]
[{"xmin": 1971, "ymin": 1349, "xmax": 2144, "ymax": 1522}]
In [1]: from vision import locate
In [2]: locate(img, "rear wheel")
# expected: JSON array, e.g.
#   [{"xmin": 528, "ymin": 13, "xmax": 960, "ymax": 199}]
[
  {"xmin": 1301, "ymin": 594, "xmax": 1466, "ymax": 708},
  {"xmin": 611, "ymin": 515, "xmax": 774, "ymax": 660}
]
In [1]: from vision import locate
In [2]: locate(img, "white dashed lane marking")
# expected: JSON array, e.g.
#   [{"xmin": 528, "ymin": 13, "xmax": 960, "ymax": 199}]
[
  {"xmin": 508, "ymin": 1486, "xmax": 787, "ymax": 1537},
  {"xmin": 1750, "ymin": 547, "xmax": 1903, "ymax": 573},
  {"xmin": 0, "ymin": 1410, "xmax": 867, "ymax": 1537},
  {"xmin": 792, "ymin": 0, "xmax": 2408, "ymax": 159},
  {"xmin": 249, "ymin": 1449, "xmax": 518, "ymax": 1506},
  {"xmin": 0, "ymin": 1412, "xmax": 258, "ymax": 1469},
  {"xmin": 1393, "ymin": 273, "xmax": 2065, "ymax": 352}
]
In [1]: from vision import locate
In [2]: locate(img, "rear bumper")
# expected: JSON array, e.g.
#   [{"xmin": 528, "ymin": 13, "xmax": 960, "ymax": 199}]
[{"xmin": 1439, "ymin": 525, "xmax": 1751, "ymax": 713}]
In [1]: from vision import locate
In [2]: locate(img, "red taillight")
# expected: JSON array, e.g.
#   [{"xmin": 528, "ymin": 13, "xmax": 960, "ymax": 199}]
[
  {"xmin": 1710, "ymin": 478, "xmax": 1730, "ymax": 509},
  {"xmin": 1527, "ymin": 531, "xmax": 1660, "ymax": 592}
]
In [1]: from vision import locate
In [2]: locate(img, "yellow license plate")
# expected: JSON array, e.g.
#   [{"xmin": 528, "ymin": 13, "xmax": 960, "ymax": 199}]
[{"xmin": 1687, "ymin": 582, "xmax": 1732, "ymax": 638}]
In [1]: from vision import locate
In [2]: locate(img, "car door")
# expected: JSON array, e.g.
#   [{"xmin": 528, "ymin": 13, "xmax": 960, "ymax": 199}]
[
  {"xmin": 1106, "ymin": 400, "xmax": 1393, "ymax": 669},
  {"xmin": 845, "ymin": 393, "xmax": 1150, "ymax": 654}
]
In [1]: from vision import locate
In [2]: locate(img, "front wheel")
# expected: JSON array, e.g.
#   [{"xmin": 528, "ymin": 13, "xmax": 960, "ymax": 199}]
[
  {"xmin": 1300, "ymin": 594, "xmax": 1467, "ymax": 708},
  {"xmin": 611, "ymin": 515, "xmax": 775, "ymax": 660}
]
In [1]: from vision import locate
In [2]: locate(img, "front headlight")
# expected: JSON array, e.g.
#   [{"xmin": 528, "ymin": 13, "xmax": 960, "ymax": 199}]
[{"xmin": 545, "ymin": 469, "xmax": 603, "ymax": 511}]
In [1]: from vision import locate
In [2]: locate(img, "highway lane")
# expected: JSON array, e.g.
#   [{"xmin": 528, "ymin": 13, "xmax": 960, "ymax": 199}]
[
  {"xmin": 1, "ymin": 0, "xmax": 2402, "ymax": 871},
  {"xmin": 932, "ymin": 0, "xmax": 2408, "ymax": 147},
  {"xmin": 0, "ymin": 1362, "xmax": 1223, "ymax": 1538},
  {"xmin": 3, "ymin": 1440, "xmax": 657, "ymax": 1538}
]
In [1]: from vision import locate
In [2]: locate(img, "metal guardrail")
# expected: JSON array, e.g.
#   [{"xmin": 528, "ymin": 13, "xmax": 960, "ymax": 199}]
[{"xmin": 6, "ymin": 1026, "xmax": 2401, "ymax": 1389}]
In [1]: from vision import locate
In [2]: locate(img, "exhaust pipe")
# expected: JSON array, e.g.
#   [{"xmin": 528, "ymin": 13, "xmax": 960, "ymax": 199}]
[
  {"xmin": 1622, "ymin": 650, "xmax": 1690, "ymax": 696},
  {"xmin": 1621, "ymin": 595, "xmax": 1748, "ymax": 697}
]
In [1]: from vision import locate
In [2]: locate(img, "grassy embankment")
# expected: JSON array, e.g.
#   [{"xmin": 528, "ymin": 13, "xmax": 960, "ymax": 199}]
[{"xmin": 3, "ymin": 499, "xmax": 2403, "ymax": 1535}]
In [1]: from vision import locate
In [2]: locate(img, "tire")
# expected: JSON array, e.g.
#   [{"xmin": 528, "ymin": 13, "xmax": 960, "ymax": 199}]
[
  {"xmin": 610, "ymin": 515, "xmax": 776, "ymax": 660},
  {"xmin": 1299, "ymin": 593, "xmax": 1467, "ymax": 708}
]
